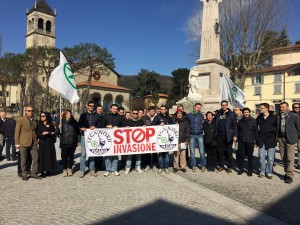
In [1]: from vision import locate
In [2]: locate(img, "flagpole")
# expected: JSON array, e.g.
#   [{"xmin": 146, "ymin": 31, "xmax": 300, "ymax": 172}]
[{"xmin": 59, "ymin": 95, "xmax": 62, "ymax": 133}]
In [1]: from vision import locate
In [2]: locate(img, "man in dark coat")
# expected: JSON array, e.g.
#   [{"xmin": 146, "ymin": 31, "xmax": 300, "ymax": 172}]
[
  {"xmin": 214, "ymin": 100, "xmax": 237, "ymax": 174},
  {"xmin": 277, "ymin": 102, "xmax": 300, "ymax": 184},
  {"xmin": 256, "ymin": 103, "xmax": 277, "ymax": 179},
  {"xmin": 154, "ymin": 105, "xmax": 174, "ymax": 173},
  {"xmin": 142, "ymin": 106, "xmax": 158, "ymax": 171},
  {"xmin": 237, "ymin": 108, "xmax": 258, "ymax": 176},
  {"xmin": 103, "ymin": 104, "xmax": 125, "ymax": 177},
  {"xmin": 3, "ymin": 113, "xmax": 16, "ymax": 161},
  {"xmin": 124, "ymin": 109, "xmax": 144, "ymax": 175},
  {"xmin": 78, "ymin": 101, "xmax": 103, "ymax": 178},
  {"xmin": 0, "ymin": 111, "xmax": 6, "ymax": 161},
  {"xmin": 291, "ymin": 103, "xmax": 300, "ymax": 169}
]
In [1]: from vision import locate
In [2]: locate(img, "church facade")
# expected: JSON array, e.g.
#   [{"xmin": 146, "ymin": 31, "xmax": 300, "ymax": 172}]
[{"xmin": 2, "ymin": 0, "xmax": 130, "ymax": 114}]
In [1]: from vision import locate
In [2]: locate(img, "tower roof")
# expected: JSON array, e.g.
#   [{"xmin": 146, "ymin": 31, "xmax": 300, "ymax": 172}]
[{"xmin": 26, "ymin": 0, "xmax": 55, "ymax": 16}]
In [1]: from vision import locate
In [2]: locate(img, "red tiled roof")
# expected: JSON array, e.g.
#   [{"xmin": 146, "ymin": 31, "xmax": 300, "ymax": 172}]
[
  {"xmin": 251, "ymin": 63, "xmax": 300, "ymax": 74},
  {"xmin": 76, "ymin": 81, "xmax": 130, "ymax": 91}
]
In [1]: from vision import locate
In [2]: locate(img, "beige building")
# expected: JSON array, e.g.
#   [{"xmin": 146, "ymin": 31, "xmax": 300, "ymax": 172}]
[
  {"xmin": 244, "ymin": 44, "xmax": 300, "ymax": 114},
  {"xmin": 75, "ymin": 66, "xmax": 131, "ymax": 113},
  {"xmin": 2, "ymin": 0, "xmax": 130, "ymax": 114}
]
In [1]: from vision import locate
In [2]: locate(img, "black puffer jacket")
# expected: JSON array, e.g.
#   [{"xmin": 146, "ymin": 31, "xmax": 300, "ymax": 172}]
[
  {"xmin": 175, "ymin": 117, "xmax": 190, "ymax": 143},
  {"xmin": 154, "ymin": 113, "xmax": 174, "ymax": 125},
  {"xmin": 58, "ymin": 118, "xmax": 80, "ymax": 148},
  {"xmin": 203, "ymin": 120, "xmax": 217, "ymax": 146},
  {"xmin": 237, "ymin": 117, "xmax": 258, "ymax": 143},
  {"xmin": 103, "ymin": 113, "xmax": 125, "ymax": 127},
  {"xmin": 256, "ymin": 112, "xmax": 277, "ymax": 149},
  {"xmin": 124, "ymin": 118, "xmax": 144, "ymax": 127}
]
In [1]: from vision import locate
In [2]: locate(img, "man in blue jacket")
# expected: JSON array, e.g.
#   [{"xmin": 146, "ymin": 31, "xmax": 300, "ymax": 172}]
[
  {"xmin": 214, "ymin": 100, "xmax": 237, "ymax": 174},
  {"xmin": 187, "ymin": 103, "xmax": 206, "ymax": 172}
]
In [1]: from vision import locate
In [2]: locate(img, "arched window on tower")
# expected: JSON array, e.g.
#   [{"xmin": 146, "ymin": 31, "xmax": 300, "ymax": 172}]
[
  {"xmin": 38, "ymin": 18, "xmax": 44, "ymax": 30},
  {"xmin": 28, "ymin": 20, "xmax": 33, "ymax": 31},
  {"xmin": 46, "ymin": 21, "xmax": 51, "ymax": 32}
]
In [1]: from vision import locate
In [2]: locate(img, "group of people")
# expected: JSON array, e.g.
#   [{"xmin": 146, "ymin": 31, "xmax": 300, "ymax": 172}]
[{"xmin": 1, "ymin": 100, "xmax": 300, "ymax": 184}]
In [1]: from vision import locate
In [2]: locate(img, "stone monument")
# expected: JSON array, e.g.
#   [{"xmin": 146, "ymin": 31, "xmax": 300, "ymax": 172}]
[{"xmin": 172, "ymin": 0, "xmax": 229, "ymax": 113}]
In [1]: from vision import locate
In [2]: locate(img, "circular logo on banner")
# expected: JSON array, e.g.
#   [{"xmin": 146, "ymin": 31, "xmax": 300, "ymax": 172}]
[
  {"xmin": 86, "ymin": 130, "xmax": 112, "ymax": 155},
  {"xmin": 156, "ymin": 126, "xmax": 179, "ymax": 150}
]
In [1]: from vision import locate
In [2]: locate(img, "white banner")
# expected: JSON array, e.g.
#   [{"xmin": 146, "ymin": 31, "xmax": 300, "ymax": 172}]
[{"xmin": 85, "ymin": 125, "xmax": 179, "ymax": 157}]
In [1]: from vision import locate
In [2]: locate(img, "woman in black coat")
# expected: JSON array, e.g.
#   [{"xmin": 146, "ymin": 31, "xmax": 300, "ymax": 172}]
[
  {"xmin": 237, "ymin": 108, "xmax": 258, "ymax": 176},
  {"xmin": 203, "ymin": 111, "xmax": 218, "ymax": 172},
  {"xmin": 58, "ymin": 110, "xmax": 80, "ymax": 177},
  {"xmin": 37, "ymin": 111, "xmax": 57, "ymax": 177}
]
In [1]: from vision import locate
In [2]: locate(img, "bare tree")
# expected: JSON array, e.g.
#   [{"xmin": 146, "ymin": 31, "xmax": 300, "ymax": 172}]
[{"xmin": 187, "ymin": 0, "xmax": 290, "ymax": 89}]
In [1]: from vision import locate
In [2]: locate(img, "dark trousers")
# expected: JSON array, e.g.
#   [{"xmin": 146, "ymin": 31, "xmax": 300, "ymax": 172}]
[
  {"xmin": 142, "ymin": 153, "xmax": 158, "ymax": 168},
  {"xmin": 217, "ymin": 136, "xmax": 233, "ymax": 168},
  {"xmin": 61, "ymin": 147, "xmax": 76, "ymax": 170},
  {"xmin": 5, "ymin": 137, "xmax": 16, "ymax": 160},
  {"xmin": 205, "ymin": 144, "xmax": 217, "ymax": 169},
  {"xmin": 238, "ymin": 141, "xmax": 254, "ymax": 173},
  {"xmin": 0, "ymin": 134, "xmax": 4, "ymax": 156},
  {"xmin": 20, "ymin": 145, "xmax": 39, "ymax": 176},
  {"xmin": 17, "ymin": 151, "xmax": 32, "ymax": 174}
]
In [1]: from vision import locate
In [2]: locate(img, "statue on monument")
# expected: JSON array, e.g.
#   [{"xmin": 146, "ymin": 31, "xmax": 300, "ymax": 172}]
[{"xmin": 187, "ymin": 66, "xmax": 203, "ymax": 101}]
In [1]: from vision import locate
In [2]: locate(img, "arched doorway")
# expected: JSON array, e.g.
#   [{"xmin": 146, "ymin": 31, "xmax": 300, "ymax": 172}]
[
  {"xmin": 115, "ymin": 95, "xmax": 124, "ymax": 107},
  {"xmin": 91, "ymin": 92, "xmax": 101, "ymax": 106},
  {"xmin": 103, "ymin": 93, "xmax": 113, "ymax": 114}
]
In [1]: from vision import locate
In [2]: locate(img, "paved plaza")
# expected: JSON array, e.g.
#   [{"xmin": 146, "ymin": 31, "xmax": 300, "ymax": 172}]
[{"xmin": 0, "ymin": 143, "xmax": 299, "ymax": 225}]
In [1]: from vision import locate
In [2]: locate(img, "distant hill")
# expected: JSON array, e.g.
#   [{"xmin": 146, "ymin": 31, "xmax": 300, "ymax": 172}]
[{"xmin": 118, "ymin": 74, "xmax": 174, "ymax": 96}]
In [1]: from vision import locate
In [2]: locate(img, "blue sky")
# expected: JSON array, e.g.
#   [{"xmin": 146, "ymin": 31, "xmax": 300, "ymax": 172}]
[{"xmin": 0, "ymin": 0, "xmax": 299, "ymax": 76}]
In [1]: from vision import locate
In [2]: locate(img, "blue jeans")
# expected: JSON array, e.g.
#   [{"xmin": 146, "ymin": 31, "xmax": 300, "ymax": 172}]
[
  {"xmin": 80, "ymin": 136, "xmax": 95, "ymax": 171},
  {"xmin": 104, "ymin": 156, "xmax": 118, "ymax": 172},
  {"xmin": 126, "ymin": 154, "xmax": 141, "ymax": 169},
  {"xmin": 189, "ymin": 134, "xmax": 206, "ymax": 167},
  {"xmin": 259, "ymin": 145, "xmax": 276, "ymax": 174},
  {"xmin": 158, "ymin": 152, "xmax": 169, "ymax": 169}
]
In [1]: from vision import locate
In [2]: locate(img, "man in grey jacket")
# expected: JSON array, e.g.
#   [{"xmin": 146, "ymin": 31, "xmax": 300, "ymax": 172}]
[{"xmin": 277, "ymin": 102, "xmax": 300, "ymax": 184}]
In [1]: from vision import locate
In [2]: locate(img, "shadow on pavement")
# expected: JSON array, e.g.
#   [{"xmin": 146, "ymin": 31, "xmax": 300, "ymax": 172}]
[
  {"xmin": 91, "ymin": 199, "xmax": 236, "ymax": 225},
  {"xmin": 258, "ymin": 187, "xmax": 300, "ymax": 225}
]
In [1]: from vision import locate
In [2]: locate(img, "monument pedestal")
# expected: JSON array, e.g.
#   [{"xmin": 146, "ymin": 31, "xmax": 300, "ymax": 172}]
[{"xmin": 169, "ymin": 0, "xmax": 229, "ymax": 114}]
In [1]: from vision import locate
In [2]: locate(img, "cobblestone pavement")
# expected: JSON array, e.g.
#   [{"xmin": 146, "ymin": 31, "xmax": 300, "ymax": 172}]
[
  {"xmin": 177, "ymin": 148, "xmax": 300, "ymax": 225},
  {"xmin": 0, "ymin": 143, "xmax": 298, "ymax": 225}
]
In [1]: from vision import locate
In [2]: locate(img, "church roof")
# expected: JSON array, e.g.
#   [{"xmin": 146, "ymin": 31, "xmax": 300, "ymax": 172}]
[
  {"xmin": 26, "ymin": 0, "xmax": 55, "ymax": 16},
  {"xmin": 76, "ymin": 81, "xmax": 130, "ymax": 92}
]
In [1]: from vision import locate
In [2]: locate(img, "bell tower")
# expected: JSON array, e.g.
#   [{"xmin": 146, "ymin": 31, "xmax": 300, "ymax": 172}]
[{"xmin": 26, "ymin": 0, "xmax": 56, "ymax": 49}]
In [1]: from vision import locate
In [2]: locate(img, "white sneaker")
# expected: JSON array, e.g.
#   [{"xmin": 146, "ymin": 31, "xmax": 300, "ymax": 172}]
[
  {"xmin": 103, "ymin": 172, "xmax": 110, "ymax": 177},
  {"xmin": 144, "ymin": 166, "xmax": 150, "ymax": 172},
  {"xmin": 136, "ymin": 167, "xmax": 143, "ymax": 174},
  {"xmin": 164, "ymin": 168, "xmax": 170, "ymax": 174},
  {"xmin": 114, "ymin": 171, "xmax": 120, "ymax": 176},
  {"xmin": 153, "ymin": 166, "xmax": 158, "ymax": 172},
  {"xmin": 124, "ymin": 168, "xmax": 130, "ymax": 175},
  {"xmin": 158, "ymin": 168, "xmax": 163, "ymax": 173}
]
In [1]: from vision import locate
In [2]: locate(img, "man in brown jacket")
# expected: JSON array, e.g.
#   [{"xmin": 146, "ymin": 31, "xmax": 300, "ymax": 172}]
[{"xmin": 15, "ymin": 105, "xmax": 40, "ymax": 181}]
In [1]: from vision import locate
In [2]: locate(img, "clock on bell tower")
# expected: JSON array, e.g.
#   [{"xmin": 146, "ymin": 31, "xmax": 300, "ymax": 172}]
[{"xmin": 25, "ymin": 0, "xmax": 56, "ymax": 49}]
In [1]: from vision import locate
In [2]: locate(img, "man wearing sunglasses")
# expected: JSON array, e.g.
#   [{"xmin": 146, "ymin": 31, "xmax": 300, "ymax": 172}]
[
  {"xmin": 123, "ymin": 109, "xmax": 144, "ymax": 175},
  {"xmin": 78, "ymin": 101, "xmax": 103, "ymax": 178},
  {"xmin": 291, "ymin": 103, "xmax": 300, "ymax": 169},
  {"xmin": 15, "ymin": 105, "xmax": 40, "ymax": 181}
]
